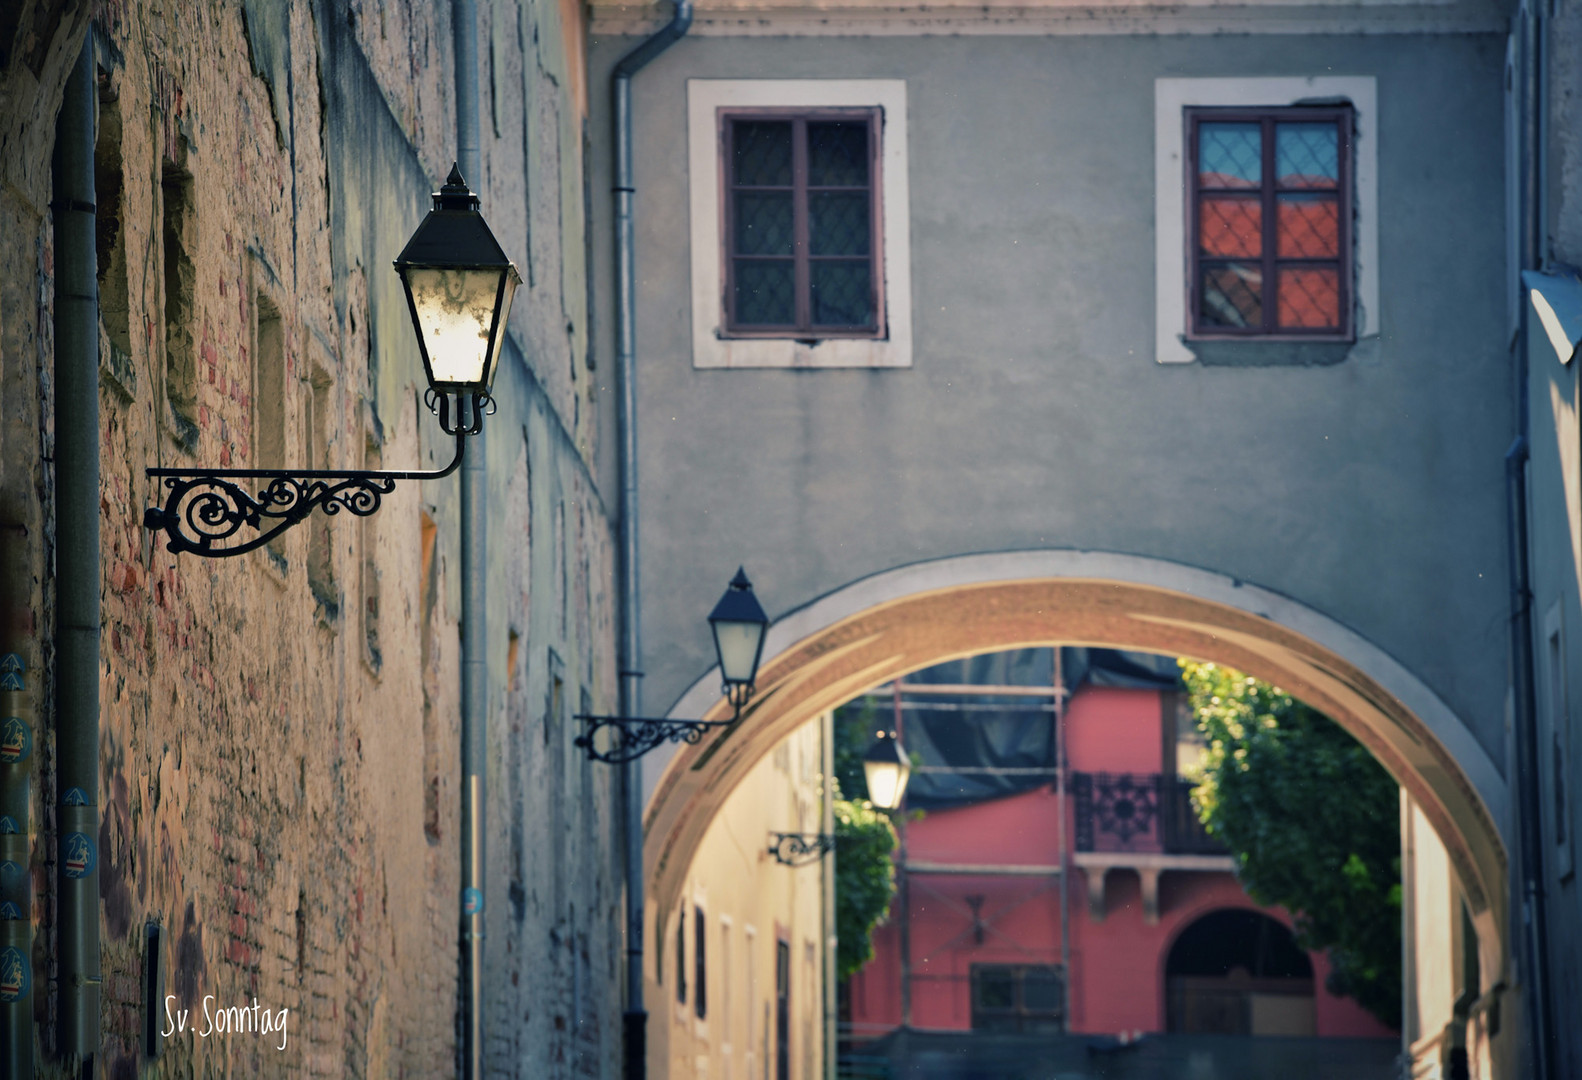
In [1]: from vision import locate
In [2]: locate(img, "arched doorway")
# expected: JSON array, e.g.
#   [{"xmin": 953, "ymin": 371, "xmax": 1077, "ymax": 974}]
[
  {"xmin": 645, "ymin": 551, "xmax": 1509, "ymax": 1015},
  {"xmin": 1165, "ymin": 909, "xmax": 1315, "ymax": 1036}
]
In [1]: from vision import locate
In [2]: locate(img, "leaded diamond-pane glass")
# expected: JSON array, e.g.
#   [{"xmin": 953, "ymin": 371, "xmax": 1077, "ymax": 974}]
[
  {"xmin": 808, "ymin": 122, "xmax": 869, "ymax": 187},
  {"xmin": 734, "ymin": 192, "xmax": 793, "ymax": 255},
  {"xmin": 1277, "ymin": 267, "xmax": 1340, "ymax": 329},
  {"xmin": 732, "ymin": 121, "xmax": 793, "ymax": 186},
  {"xmin": 1200, "ymin": 264, "xmax": 1262, "ymax": 328},
  {"xmin": 1199, "ymin": 195, "xmax": 1262, "ymax": 257},
  {"xmin": 1276, "ymin": 194, "xmax": 1339, "ymax": 258},
  {"xmin": 1199, "ymin": 123, "xmax": 1261, "ymax": 188},
  {"xmin": 811, "ymin": 260, "xmax": 872, "ymax": 327},
  {"xmin": 734, "ymin": 260, "xmax": 795, "ymax": 325},
  {"xmin": 1276, "ymin": 123, "xmax": 1338, "ymax": 189},
  {"xmin": 810, "ymin": 192, "xmax": 869, "ymax": 256}
]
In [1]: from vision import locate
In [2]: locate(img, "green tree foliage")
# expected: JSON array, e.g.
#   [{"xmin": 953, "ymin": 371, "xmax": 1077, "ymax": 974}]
[
  {"xmin": 834, "ymin": 795, "xmax": 899, "ymax": 979},
  {"xmin": 1181, "ymin": 661, "xmax": 1403, "ymax": 1029}
]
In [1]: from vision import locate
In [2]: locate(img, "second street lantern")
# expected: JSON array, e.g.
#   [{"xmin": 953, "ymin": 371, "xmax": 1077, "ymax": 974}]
[{"xmin": 395, "ymin": 164, "xmax": 522, "ymax": 393}]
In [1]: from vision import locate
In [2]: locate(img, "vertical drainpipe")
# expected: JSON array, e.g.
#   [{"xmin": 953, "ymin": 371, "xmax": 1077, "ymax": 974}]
[
  {"xmin": 453, "ymin": 2, "xmax": 487, "ymax": 1078},
  {"xmin": 1508, "ymin": 0, "xmax": 1553, "ymax": 1076},
  {"xmin": 611, "ymin": 5, "xmax": 691, "ymax": 1079},
  {"xmin": 821, "ymin": 711, "xmax": 836, "ymax": 1080},
  {"xmin": 52, "ymin": 34, "xmax": 102, "ymax": 1075},
  {"xmin": 1, "ymin": 526, "xmax": 37, "ymax": 1080}
]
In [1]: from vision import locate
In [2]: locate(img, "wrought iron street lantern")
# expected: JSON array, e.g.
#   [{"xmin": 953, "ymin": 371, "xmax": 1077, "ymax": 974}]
[
  {"xmin": 143, "ymin": 166, "xmax": 518, "ymax": 557},
  {"xmin": 395, "ymin": 166, "xmax": 521, "ymax": 402},
  {"xmin": 708, "ymin": 567, "xmax": 770, "ymax": 709},
  {"xmin": 576, "ymin": 569, "xmax": 771, "ymax": 764},
  {"xmin": 863, "ymin": 729, "xmax": 912, "ymax": 812}
]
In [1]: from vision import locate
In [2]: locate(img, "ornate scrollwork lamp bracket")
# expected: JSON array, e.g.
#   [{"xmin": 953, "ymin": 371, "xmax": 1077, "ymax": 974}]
[
  {"xmin": 572, "ymin": 710, "xmax": 738, "ymax": 766},
  {"xmin": 144, "ymin": 393, "xmax": 491, "ymax": 559},
  {"xmin": 768, "ymin": 832, "xmax": 837, "ymax": 867}
]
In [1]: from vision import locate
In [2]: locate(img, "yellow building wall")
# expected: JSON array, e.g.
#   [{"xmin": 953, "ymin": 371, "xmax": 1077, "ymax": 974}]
[{"xmin": 649, "ymin": 716, "xmax": 832, "ymax": 1080}]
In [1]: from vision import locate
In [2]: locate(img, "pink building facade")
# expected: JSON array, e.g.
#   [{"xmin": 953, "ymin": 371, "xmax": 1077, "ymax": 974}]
[{"xmin": 847, "ymin": 682, "xmax": 1395, "ymax": 1043}]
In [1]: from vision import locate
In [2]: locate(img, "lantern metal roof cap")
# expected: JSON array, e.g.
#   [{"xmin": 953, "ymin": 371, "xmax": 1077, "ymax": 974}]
[
  {"xmin": 863, "ymin": 730, "xmax": 908, "ymax": 767},
  {"xmin": 393, "ymin": 164, "xmax": 519, "ymax": 272},
  {"xmin": 708, "ymin": 567, "xmax": 769, "ymax": 627}
]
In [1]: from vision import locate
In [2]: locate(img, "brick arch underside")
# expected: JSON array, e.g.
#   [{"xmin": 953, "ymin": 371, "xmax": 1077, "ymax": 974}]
[{"xmin": 645, "ymin": 555, "xmax": 1510, "ymax": 982}]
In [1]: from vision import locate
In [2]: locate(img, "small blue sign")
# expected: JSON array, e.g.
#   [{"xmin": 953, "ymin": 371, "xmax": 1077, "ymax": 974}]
[
  {"xmin": 462, "ymin": 887, "xmax": 484, "ymax": 916},
  {"xmin": 63, "ymin": 833, "xmax": 95, "ymax": 879},
  {"xmin": 0, "ymin": 673, "xmax": 20, "ymax": 692},
  {"xmin": 0, "ymin": 655, "xmax": 22, "ymax": 674},
  {"xmin": 1, "ymin": 717, "xmax": 30, "ymax": 764},
  {"xmin": 0, "ymin": 816, "xmax": 17, "ymax": 835},
  {"xmin": 0, "ymin": 861, "xmax": 19, "ymax": 882},
  {"xmin": 0, "ymin": 946, "xmax": 30, "ymax": 1002},
  {"xmin": 0, "ymin": 902, "xmax": 19, "ymax": 920},
  {"xmin": 63, "ymin": 787, "xmax": 88, "ymax": 807}
]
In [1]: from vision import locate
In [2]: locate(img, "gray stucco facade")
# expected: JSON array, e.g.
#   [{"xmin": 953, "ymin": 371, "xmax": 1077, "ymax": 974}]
[{"xmin": 589, "ymin": 31, "xmax": 1513, "ymax": 767}]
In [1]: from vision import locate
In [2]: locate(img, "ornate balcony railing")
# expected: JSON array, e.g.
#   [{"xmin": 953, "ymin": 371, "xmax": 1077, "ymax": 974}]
[{"xmin": 1071, "ymin": 772, "xmax": 1225, "ymax": 855}]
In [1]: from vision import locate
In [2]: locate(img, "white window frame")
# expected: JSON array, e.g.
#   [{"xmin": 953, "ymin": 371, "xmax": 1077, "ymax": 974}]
[
  {"xmin": 1154, "ymin": 77, "xmax": 1378, "ymax": 364},
  {"xmin": 688, "ymin": 79, "xmax": 913, "ymax": 369}
]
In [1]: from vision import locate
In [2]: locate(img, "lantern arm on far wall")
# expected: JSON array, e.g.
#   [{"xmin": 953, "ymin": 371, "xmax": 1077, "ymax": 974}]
[
  {"xmin": 142, "ymin": 166, "xmax": 518, "ymax": 559},
  {"xmin": 576, "ymin": 569, "xmax": 771, "ymax": 764}
]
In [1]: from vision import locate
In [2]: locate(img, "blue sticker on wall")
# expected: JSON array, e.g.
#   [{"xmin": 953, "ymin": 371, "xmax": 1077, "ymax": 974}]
[
  {"xmin": 0, "ymin": 673, "xmax": 20, "ymax": 692},
  {"xmin": 0, "ymin": 946, "xmax": 29, "ymax": 1002},
  {"xmin": 0, "ymin": 654, "xmax": 22, "ymax": 674},
  {"xmin": 63, "ymin": 833, "xmax": 95, "ymax": 879},
  {"xmin": 1, "ymin": 717, "xmax": 30, "ymax": 764},
  {"xmin": 462, "ymin": 887, "xmax": 484, "ymax": 916},
  {"xmin": 0, "ymin": 861, "xmax": 19, "ymax": 883},
  {"xmin": 0, "ymin": 816, "xmax": 17, "ymax": 835},
  {"xmin": 63, "ymin": 788, "xmax": 88, "ymax": 807},
  {"xmin": 0, "ymin": 902, "xmax": 19, "ymax": 920}
]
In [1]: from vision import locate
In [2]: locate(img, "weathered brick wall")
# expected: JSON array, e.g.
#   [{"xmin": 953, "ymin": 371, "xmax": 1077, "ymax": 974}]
[{"xmin": 0, "ymin": 1, "xmax": 621, "ymax": 1077}]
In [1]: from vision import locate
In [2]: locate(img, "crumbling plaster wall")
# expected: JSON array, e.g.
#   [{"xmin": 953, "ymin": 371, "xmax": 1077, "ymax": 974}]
[{"xmin": 0, "ymin": 0, "xmax": 619, "ymax": 1077}]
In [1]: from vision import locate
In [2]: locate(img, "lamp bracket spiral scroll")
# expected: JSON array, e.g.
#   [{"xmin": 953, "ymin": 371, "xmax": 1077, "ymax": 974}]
[
  {"xmin": 768, "ymin": 832, "xmax": 837, "ymax": 867},
  {"xmin": 144, "ymin": 426, "xmax": 470, "ymax": 559},
  {"xmin": 573, "ymin": 713, "xmax": 737, "ymax": 765}
]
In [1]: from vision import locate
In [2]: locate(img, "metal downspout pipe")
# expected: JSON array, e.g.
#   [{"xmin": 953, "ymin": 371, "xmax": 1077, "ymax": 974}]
[
  {"xmin": 52, "ymin": 34, "xmax": 102, "ymax": 1075},
  {"xmin": 1508, "ymin": 1, "xmax": 1554, "ymax": 1077},
  {"xmin": 612, "ymin": 5, "xmax": 692, "ymax": 1079},
  {"xmin": 453, "ymin": 2, "xmax": 487, "ymax": 1077}
]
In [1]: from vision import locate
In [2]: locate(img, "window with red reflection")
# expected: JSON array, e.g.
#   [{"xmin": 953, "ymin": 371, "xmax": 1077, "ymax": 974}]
[{"xmin": 1187, "ymin": 106, "xmax": 1353, "ymax": 339}]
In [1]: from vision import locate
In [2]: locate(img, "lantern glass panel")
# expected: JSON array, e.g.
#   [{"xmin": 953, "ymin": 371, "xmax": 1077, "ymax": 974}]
[
  {"xmin": 712, "ymin": 619, "xmax": 765, "ymax": 686},
  {"xmin": 405, "ymin": 267, "xmax": 510, "ymax": 389},
  {"xmin": 864, "ymin": 754, "xmax": 910, "ymax": 812}
]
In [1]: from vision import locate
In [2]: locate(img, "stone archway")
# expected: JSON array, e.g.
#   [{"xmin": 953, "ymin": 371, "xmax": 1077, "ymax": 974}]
[{"xmin": 646, "ymin": 550, "xmax": 1509, "ymax": 986}]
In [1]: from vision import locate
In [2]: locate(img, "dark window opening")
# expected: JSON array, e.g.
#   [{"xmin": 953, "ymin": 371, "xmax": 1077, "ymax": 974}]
[
  {"xmin": 676, "ymin": 909, "xmax": 687, "ymax": 1005},
  {"xmin": 161, "ymin": 165, "xmax": 198, "ymax": 430},
  {"xmin": 694, "ymin": 905, "xmax": 708, "ymax": 1020},
  {"xmin": 969, "ymin": 964, "xmax": 1065, "ymax": 1033},
  {"xmin": 722, "ymin": 109, "xmax": 884, "ymax": 339},
  {"xmin": 1188, "ymin": 106, "xmax": 1354, "ymax": 341}
]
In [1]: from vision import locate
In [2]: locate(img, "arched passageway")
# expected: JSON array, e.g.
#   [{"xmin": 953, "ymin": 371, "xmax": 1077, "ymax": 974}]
[
  {"xmin": 647, "ymin": 551, "xmax": 1509, "ymax": 992},
  {"xmin": 1164, "ymin": 909, "xmax": 1314, "ymax": 1035}
]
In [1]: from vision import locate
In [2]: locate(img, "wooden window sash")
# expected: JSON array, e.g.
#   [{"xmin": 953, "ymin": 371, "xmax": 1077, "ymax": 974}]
[
  {"xmin": 719, "ymin": 106, "xmax": 885, "ymax": 340},
  {"xmin": 1187, "ymin": 106, "xmax": 1354, "ymax": 342}
]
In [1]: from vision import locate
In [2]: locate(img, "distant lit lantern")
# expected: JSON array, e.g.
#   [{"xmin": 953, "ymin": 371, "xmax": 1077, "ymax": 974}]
[
  {"xmin": 394, "ymin": 164, "xmax": 521, "ymax": 394},
  {"xmin": 708, "ymin": 568, "xmax": 770, "ymax": 709},
  {"xmin": 863, "ymin": 730, "xmax": 912, "ymax": 812}
]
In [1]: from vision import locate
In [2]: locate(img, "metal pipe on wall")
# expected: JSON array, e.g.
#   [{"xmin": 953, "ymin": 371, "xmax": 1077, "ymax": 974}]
[
  {"xmin": 1507, "ymin": 1, "xmax": 1555, "ymax": 1076},
  {"xmin": 52, "ymin": 33, "xmax": 102, "ymax": 1073},
  {"xmin": 1, "ymin": 525, "xmax": 36, "ymax": 1079},
  {"xmin": 611, "ymin": 5, "xmax": 692, "ymax": 1079},
  {"xmin": 452, "ymin": 2, "xmax": 487, "ymax": 1077}
]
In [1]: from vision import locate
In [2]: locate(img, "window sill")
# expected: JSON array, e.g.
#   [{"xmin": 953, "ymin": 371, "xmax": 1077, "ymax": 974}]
[
  {"xmin": 1183, "ymin": 338, "xmax": 1356, "ymax": 367},
  {"xmin": 696, "ymin": 333, "xmax": 909, "ymax": 369}
]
